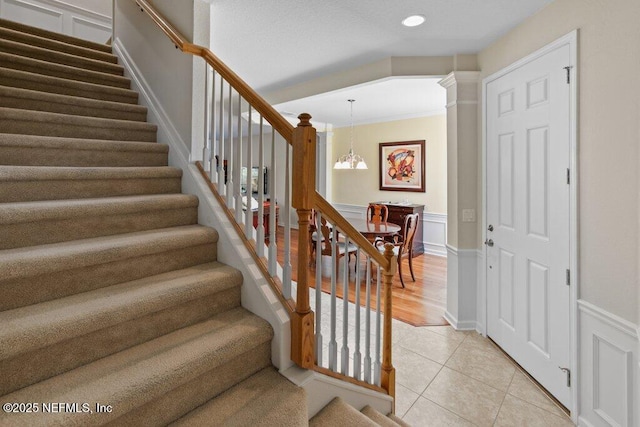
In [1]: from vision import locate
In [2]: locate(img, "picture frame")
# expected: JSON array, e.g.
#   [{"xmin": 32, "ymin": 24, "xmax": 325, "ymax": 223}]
[{"xmin": 379, "ymin": 140, "xmax": 425, "ymax": 192}]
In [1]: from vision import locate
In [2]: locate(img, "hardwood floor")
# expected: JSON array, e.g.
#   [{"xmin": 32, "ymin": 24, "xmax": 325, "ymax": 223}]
[{"xmin": 276, "ymin": 227, "xmax": 448, "ymax": 326}]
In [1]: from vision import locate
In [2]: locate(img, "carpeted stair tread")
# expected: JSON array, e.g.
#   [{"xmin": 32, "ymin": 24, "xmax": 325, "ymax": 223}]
[
  {"xmin": 0, "ymin": 25, "xmax": 117, "ymax": 63},
  {"xmin": 0, "ymin": 37, "xmax": 123, "ymax": 74},
  {"xmin": 0, "ymin": 133, "xmax": 167, "ymax": 167},
  {"xmin": 361, "ymin": 405, "xmax": 406, "ymax": 427},
  {"xmin": 0, "ymin": 165, "xmax": 180, "ymax": 182},
  {"xmin": 0, "ymin": 17, "xmax": 111, "ymax": 52},
  {"xmin": 0, "ymin": 51, "xmax": 130, "ymax": 88},
  {"xmin": 0, "ymin": 67, "xmax": 138, "ymax": 104},
  {"xmin": 0, "ymin": 107, "xmax": 156, "ymax": 141},
  {"xmin": 0, "ymin": 85, "xmax": 147, "ymax": 121},
  {"xmin": 0, "ymin": 165, "xmax": 182, "ymax": 202},
  {"xmin": 0, "ymin": 261, "xmax": 242, "ymax": 361},
  {"xmin": 310, "ymin": 397, "xmax": 379, "ymax": 427},
  {"xmin": 388, "ymin": 414, "xmax": 411, "ymax": 427},
  {"xmin": 0, "ymin": 308, "xmax": 273, "ymax": 426},
  {"xmin": 0, "ymin": 194, "xmax": 199, "ymax": 248},
  {"xmin": 0, "ymin": 225, "xmax": 217, "ymax": 282},
  {"xmin": 171, "ymin": 367, "xmax": 307, "ymax": 427}
]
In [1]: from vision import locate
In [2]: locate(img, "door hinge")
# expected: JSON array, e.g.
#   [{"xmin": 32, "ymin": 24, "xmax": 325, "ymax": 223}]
[
  {"xmin": 563, "ymin": 66, "xmax": 573, "ymax": 84},
  {"xmin": 566, "ymin": 269, "xmax": 570, "ymax": 286},
  {"xmin": 559, "ymin": 367, "xmax": 571, "ymax": 387},
  {"xmin": 566, "ymin": 168, "xmax": 570, "ymax": 184}
]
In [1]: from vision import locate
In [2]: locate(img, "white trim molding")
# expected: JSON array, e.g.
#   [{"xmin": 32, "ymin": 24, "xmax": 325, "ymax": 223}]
[
  {"xmin": 333, "ymin": 203, "xmax": 448, "ymax": 257},
  {"xmin": 444, "ymin": 244, "xmax": 478, "ymax": 330},
  {"xmin": 578, "ymin": 300, "xmax": 638, "ymax": 427},
  {"xmin": 0, "ymin": 0, "xmax": 111, "ymax": 43}
]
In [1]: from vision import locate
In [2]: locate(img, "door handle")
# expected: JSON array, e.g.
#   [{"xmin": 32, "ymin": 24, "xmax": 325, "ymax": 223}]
[{"xmin": 484, "ymin": 239, "xmax": 494, "ymax": 247}]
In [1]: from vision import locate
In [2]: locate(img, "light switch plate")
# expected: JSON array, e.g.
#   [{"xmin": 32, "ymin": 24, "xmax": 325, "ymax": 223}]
[{"xmin": 462, "ymin": 209, "xmax": 476, "ymax": 222}]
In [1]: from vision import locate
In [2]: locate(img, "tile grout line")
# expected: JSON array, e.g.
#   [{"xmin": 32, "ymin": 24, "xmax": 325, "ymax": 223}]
[{"xmin": 491, "ymin": 368, "xmax": 516, "ymax": 426}]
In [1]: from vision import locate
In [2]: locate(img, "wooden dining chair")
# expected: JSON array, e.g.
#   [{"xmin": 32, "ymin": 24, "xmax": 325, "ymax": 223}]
[
  {"xmin": 310, "ymin": 214, "xmax": 357, "ymax": 275},
  {"xmin": 366, "ymin": 203, "xmax": 389, "ymax": 224},
  {"xmin": 375, "ymin": 212, "xmax": 419, "ymax": 288}
]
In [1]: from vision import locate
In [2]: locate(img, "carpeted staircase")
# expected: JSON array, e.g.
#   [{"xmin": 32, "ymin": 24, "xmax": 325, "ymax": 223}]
[
  {"xmin": 0, "ymin": 18, "xmax": 409, "ymax": 426},
  {"xmin": 0, "ymin": 17, "xmax": 307, "ymax": 426}
]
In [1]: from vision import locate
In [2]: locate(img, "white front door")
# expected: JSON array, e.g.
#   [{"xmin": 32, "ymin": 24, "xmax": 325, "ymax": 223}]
[{"xmin": 486, "ymin": 43, "xmax": 572, "ymax": 408}]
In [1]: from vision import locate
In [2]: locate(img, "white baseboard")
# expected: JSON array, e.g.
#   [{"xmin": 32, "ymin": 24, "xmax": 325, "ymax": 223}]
[
  {"xmin": 333, "ymin": 203, "xmax": 448, "ymax": 257},
  {"xmin": 0, "ymin": 0, "xmax": 111, "ymax": 43},
  {"xmin": 113, "ymin": 38, "xmax": 293, "ymax": 371},
  {"xmin": 578, "ymin": 300, "xmax": 638, "ymax": 427}
]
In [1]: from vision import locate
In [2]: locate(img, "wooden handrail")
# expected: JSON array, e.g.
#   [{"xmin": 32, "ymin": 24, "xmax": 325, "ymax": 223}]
[
  {"xmin": 132, "ymin": 0, "xmax": 294, "ymax": 141},
  {"xmin": 131, "ymin": 0, "xmax": 395, "ymax": 400},
  {"xmin": 314, "ymin": 194, "xmax": 390, "ymax": 269}
]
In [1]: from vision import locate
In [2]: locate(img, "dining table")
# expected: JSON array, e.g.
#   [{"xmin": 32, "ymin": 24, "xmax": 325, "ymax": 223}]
[{"xmin": 344, "ymin": 218, "xmax": 401, "ymax": 242}]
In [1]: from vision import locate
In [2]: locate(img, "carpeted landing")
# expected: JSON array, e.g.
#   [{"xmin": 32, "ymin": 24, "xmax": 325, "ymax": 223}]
[{"xmin": 0, "ymin": 17, "xmax": 406, "ymax": 426}]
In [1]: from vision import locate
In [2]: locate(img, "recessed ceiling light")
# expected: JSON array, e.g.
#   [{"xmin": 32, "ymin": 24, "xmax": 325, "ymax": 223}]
[{"xmin": 402, "ymin": 15, "xmax": 426, "ymax": 27}]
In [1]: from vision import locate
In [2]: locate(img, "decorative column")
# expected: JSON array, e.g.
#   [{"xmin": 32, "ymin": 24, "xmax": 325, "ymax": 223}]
[{"xmin": 439, "ymin": 71, "xmax": 481, "ymax": 330}]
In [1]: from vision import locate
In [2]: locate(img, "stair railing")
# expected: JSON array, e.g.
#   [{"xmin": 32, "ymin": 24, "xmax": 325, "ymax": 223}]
[{"xmin": 130, "ymin": 0, "xmax": 396, "ymax": 404}]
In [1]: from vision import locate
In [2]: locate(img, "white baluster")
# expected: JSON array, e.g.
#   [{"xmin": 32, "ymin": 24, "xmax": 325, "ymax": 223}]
[
  {"xmin": 256, "ymin": 117, "xmax": 265, "ymax": 258},
  {"xmin": 282, "ymin": 139, "xmax": 291, "ymax": 300},
  {"xmin": 217, "ymin": 78, "xmax": 225, "ymax": 193},
  {"xmin": 267, "ymin": 129, "xmax": 277, "ymax": 275},
  {"xmin": 364, "ymin": 257, "xmax": 372, "ymax": 383},
  {"xmin": 209, "ymin": 69, "xmax": 217, "ymax": 183},
  {"xmin": 353, "ymin": 248, "xmax": 362, "ymax": 380},
  {"xmin": 341, "ymin": 234, "xmax": 350, "ymax": 376},
  {"xmin": 328, "ymin": 226, "xmax": 339, "ymax": 371},
  {"xmin": 225, "ymin": 84, "xmax": 233, "ymax": 207},
  {"xmin": 234, "ymin": 95, "xmax": 243, "ymax": 223},
  {"xmin": 315, "ymin": 211, "xmax": 323, "ymax": 365},
  {"xmin": 374, "ymin": 266, "xmax": 382, "ymax": 386},
  {"xmin": 244, "ymin": 107, "xmax": 253, "ymax": 238},
  {"xmin": 202, "ymin": 65, "xmax": 210, "ymax": 168}
]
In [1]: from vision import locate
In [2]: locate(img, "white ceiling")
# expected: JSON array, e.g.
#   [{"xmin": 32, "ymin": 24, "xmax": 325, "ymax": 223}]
[
  {"xmin": 273, "ymin": 77, "xmax": 446, "ymax": 128},
  {"xmin": 210, "ymin": 0, "xmax": 553, "ymax": 125}
]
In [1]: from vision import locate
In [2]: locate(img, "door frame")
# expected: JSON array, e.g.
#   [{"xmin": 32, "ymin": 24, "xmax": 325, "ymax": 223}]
[{"xmin": 480, "ymin": 30, "xmax": 578, "ymax": 418}]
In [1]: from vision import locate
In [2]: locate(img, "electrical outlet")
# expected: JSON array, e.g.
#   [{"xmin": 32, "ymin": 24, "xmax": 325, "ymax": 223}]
[{"xmin": 462, "ymin": 209, "xmax": 476, "ymax": 223}]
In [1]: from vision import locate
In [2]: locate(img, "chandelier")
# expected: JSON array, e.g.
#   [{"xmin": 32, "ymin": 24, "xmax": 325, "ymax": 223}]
[{"xmin": 333, "ymin": 99, "xmax": 367, "ymax": 170}]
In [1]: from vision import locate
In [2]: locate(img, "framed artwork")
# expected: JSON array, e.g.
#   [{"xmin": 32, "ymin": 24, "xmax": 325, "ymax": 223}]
[
  {"xmin": 241, "ymin": 166, "xmax": 268, "ymax": 194},
  {"xmin": 379, "ymin": 140, "xmax": 425, "ymax": 192}
]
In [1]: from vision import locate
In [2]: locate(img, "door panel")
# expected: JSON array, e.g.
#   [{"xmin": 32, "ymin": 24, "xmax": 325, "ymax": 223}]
[{"xmin": 486, "ymin": 44, "xmax": 571, "ymax": 408}]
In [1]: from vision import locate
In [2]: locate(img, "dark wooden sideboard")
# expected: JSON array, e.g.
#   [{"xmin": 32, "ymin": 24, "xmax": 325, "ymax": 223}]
[{"xmin": 372, "ymin": 202, "xmax": 424, "ymax": 257}]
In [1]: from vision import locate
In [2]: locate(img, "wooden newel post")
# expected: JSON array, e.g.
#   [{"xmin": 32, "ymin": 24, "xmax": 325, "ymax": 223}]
[
  {"xmin": 381, "ymin": 243, "xmax": 397, "ymax": 411},
  {"xmin": 291, "ymin": 113, "xmax": 316, "ymax": 368}
]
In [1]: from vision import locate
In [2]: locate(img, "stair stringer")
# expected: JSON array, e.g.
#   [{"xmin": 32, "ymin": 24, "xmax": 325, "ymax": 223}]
[
  {"xmin": 113, "ymin": 37, "xmax": 294, "ymax": 371},
  {"xmin": 283, "ymin": 365, "xmax": 393, "ymax": 420}
]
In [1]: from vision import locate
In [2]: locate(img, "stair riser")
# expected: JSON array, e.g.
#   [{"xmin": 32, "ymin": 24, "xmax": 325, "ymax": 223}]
[
  {"xmin": 0, "ymin": 243, "xmax": 217, "ymax": 311},
  {"xmin": 0, "ymin": 177, "xmax": 181, "ymax": 202},
  {"xmin": 0, "ymin": 94, "xmax": 147, "ymax": 122},
  {"xmin": 0, "ymin": 18, "xmax": 112, "ymax": 53},
  {"xmin": 0, "ymin": 117, "xmax": 156, "ymax": 142},
  {"xmin": 0, "ymin": 28, "xmax": 118, "ymax": 63},
  {"xmin": 0, "ymin": 54, "xmax": 130, "ymax": 89},
  {"xmin": 0, "ymin": 287, "xmax": 241, "ymax": 396},
  {"xmin": 0, "ymin": 70, "xmax": 138, "ymax": 104},
  {"xmin": 0, "ymin": 40, "xmax": 123, "ymax": 75},
  {"xmin": 112, "ymin": 343, "xmax": 272, "ymax": 426},
  {"xmin": 0, "ymin": 145, "xmax": 168, "ymax": 167},
  {"xmin": 0, "ymin": 207, "xmax": 198, "ymax": 249}
]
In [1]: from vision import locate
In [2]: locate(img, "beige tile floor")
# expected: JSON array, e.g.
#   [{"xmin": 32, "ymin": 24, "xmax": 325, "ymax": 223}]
[{"xmin": 392, "ymin": 320, "xmax": 575, "ymax": 426}]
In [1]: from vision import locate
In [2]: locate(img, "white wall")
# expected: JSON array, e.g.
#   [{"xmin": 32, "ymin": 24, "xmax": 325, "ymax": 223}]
[
  {"xmin": 113, "ymin": 0, "xmax": 194, "ymax": 151},
  {"xmin": 331, "ymin": 115, "xmax": 447, "ymax": 215},
  {"xmin": 0, "ymin": 0, "xmax": 111, "ymax": 43}
]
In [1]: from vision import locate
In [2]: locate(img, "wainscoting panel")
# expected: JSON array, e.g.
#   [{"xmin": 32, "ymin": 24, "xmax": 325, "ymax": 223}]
[
  {"xmin": 578, "ymin": 300, "xmax": 638, "ymax": 427},
  {"xmin": 0, "ymin": 0, "xmax": 111, "ymax": 43},
  {"xmin": 333, "ymin": 203, "xmax": 447, "ymax": 257}
]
